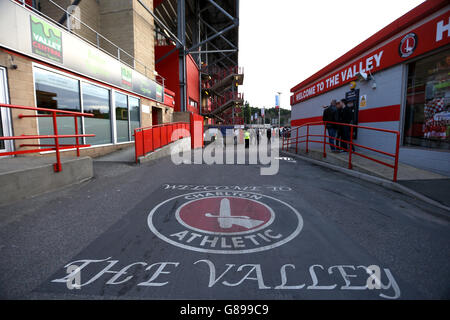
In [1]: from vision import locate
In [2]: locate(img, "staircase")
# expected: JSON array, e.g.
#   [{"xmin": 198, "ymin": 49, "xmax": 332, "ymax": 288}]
[{"xmin": 201, "ymin": 66, "xmax": 244, "ymax": 125}]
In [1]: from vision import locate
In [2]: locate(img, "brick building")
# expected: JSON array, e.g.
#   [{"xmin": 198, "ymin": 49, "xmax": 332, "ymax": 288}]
[
  {"xmin": 0, "ymin": 0, "xmax": 178, "ymax": 158},
  {"xmin": 1, "ymin": 0, "xmax": 242, "ymax": 160}
]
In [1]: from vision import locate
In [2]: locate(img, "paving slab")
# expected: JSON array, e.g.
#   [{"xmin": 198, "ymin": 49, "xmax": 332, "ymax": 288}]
[
  {"xmin": 0, "ymin": 156, "xmax": 93, "ymax": 205},
  {"xmin": 94, "ymin": 146, "xmax": 135, "ymax": 163},
  {"xmin": 0, "ymin": 156, "xmax": 65, "ymax": 173},
  {"xmin": 398, "ymin": 179, "xmax": 450, "ymax": 208},
  {"xmin": 285, "ymin": 147, "xmax": 448, "ymax": 181}
]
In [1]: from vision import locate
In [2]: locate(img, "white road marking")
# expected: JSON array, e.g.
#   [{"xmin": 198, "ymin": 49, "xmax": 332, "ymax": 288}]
[
  {"xmin": 148, "ymin": 192, "xmax": 303, "ymax": 254},
  {"xmin": 205, "ymin": 198, "xmax": 264, "ymax": 229}
]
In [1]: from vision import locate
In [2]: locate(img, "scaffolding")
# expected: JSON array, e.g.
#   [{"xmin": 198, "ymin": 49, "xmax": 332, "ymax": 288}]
[{"xmin": 151, "ymin": 0, "xmax": 243, "ymax": 124}]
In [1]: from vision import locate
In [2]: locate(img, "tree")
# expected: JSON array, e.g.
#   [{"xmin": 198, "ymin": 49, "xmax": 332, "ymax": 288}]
[
  {"xmin": 240, "ymin": 103, "xmax": 291, "ymax": 126},
  {"xmin": 243, "ymin": 101, "xmax": 251, "ymax": 124}
]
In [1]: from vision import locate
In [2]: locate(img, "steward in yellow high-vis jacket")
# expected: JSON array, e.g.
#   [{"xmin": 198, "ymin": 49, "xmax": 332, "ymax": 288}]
[{"xmin": 244, "ymin": 129, "xmax": 250, "ymax": 149}]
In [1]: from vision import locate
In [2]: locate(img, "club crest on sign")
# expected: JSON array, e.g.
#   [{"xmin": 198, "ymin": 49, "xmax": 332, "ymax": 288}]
[{"xmin": 147, "ymin": 191, "xmax": 303, "ymax": 254}]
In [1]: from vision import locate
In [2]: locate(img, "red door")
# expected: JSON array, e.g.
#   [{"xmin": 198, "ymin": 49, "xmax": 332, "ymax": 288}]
[{"xmin": 152, "ymin": 109, "xmax": 159, "ymax": 126}]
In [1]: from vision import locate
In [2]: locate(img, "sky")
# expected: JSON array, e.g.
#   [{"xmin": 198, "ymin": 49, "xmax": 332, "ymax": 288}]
[{"xmin": 239, "ymin": 0, "xmax": 425, "ymax": 110}]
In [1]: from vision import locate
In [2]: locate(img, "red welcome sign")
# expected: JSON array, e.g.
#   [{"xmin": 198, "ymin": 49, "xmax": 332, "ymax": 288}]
[{"xmin": 291, "ymin": 10, "xmax": 450, "ymax": 105}]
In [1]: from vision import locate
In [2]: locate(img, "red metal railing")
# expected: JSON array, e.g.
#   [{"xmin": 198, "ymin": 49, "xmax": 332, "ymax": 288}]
[
  {"xmin": 190, "ymin": 113, "xmax": 205, "ymax": 149},
  {"xmin": 134, "ymin": 122, "xmax": 190, "ymax": 163},
  {"xmin": 220, "ymin": 107, "xmax": 244, "ymax": 125},
  {"xmin": 0, "ymin": 103, "xmax": 95, "ymax": 172},
  {"xmin": 221, "ymin": 117, "xmax": 244, "ymax": 125},
  {"xmin": 202, "ymin": 66, "xmax": 244, "ymax": 89},
  {"xmin": 210, "ymin": 92, "xmax": 244, "ymax": 111},
  {"xmin": 282, "ymin": 121, "xmax": 400, "ymax": 182}
]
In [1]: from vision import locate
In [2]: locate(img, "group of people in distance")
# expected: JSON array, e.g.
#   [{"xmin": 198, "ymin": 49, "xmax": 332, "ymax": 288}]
[
  {"xmin": 322, "ymin": 99, "xmax": 355, "ymax": 153},
  {"xmin": 243, "ymin": 127, "xmax": 274, "ymax": 148}
]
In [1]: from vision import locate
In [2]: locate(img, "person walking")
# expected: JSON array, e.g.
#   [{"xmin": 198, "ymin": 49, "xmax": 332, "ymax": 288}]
[
  {"xmin": 255, "ymin": 128, "xmax": 260, "ymax": 145},
  {"xmin": 322, "ymin": 100, "xmax": 339, "ymax": 152},
  {"xmin": 234, "ymin": 128, "xmax": 239, "ymax": 145},
  {"xmin": 250, "ymin": 128, "xmax": 256, "ymax": 145},
  {"xmin": 267, "ymin": 127, "xmax": 272, "ymax": 144}
]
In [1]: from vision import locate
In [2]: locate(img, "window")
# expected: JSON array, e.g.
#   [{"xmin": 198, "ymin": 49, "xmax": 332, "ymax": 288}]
[
  {"xmin": 115, "ymin": 92, "xmax": 129, "ymax": 143},
  {"xmin": 34, "ymin": 67, "xmax": 82, "ymax": 146},
  {"xmin": 82, "ymin": 82, "xmax": 112, "ymax": 145},
  {"xmin": 404, "ymin": 49, "xmax": 450, "ymax": 150},
  {"xmin": 0, "ymin": 112, "xmax": 3, "ymax": 150},
  {"xmin": 129, "ymin": 96, "xmax": 140, "ymax": 141},
  {"xmin": 189, "ymin": 99, "xmax": 198, "ymax": 108},
  {"xmin": 34, "ymin": 66, "xmax": 139, "ymax": 148}
]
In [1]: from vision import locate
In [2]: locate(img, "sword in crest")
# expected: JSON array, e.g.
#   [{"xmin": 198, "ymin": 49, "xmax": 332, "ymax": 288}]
[{"xmin": 205, "ymin": 198, "xmax": 264, "ymax": 229}]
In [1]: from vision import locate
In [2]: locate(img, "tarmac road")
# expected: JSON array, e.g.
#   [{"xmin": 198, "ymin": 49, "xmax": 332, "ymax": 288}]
[{"xmin": 0, "ymin": 151, "xmax": 449, "ymax": 300}]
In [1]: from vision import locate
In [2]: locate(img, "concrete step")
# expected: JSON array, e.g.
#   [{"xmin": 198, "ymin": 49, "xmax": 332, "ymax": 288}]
[
  {"xmin": 283, "ymin": 147, "xmax": 450, "ymax": 209},
  {"xmin": 94, "ymin": 138, "xmax": 193, "ymax": 165},
  {"xmin": 0, "ymin": 156, "xmax": 93, "ymax": 205},
  {"xmin": 137, "ymin": 137, "xmax": 191, "ymax": 164},
  {"xmin": 94, "ymin": 146, "xmax": 135, "ymax": 163},
  {"xmin": 285, "ymin": 147, "xmax": 447, "ymax": 181}
]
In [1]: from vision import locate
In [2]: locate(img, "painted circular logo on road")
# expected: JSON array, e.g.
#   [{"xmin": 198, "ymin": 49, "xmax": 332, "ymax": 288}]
[
  {"xmin": 147, "ymin": 191, "xmax": 303, "ymax": 254},
  {"xmin": 399, "ymin": 33, "xmax": 418, "ymax": 58}
]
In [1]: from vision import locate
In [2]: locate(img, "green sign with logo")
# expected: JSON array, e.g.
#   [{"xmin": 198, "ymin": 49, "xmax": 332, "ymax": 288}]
[
  {"xmin": 30, "ymin": 16, "xmax": 63, "ymax": 63},
  {"xmin": 2, "ymin": 1, "xmax": 165, "ymax": 103},
  {"xmin": 156, "ymin": 84, "xmax": 163, "ymax": 101},
  {"xmin": 121, "ymin": 67, "xmax": 132, "ymax": 89}
]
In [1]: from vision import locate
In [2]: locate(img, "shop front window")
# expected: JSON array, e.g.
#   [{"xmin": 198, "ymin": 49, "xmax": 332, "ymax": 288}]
[
  {"xmin": 35, "ymin": 67, "xmax": 139, "ymax": 148},
  {"xmin": 189, "ymin": 99, "xmax": 198, "ymax": 108},
  {"xmin": 0, "ymin": 112, "xmax": 4, "ymax": 150},
  {"xmin": 404, "ymin": 49, "xmax": 450, "ymax": 150},
  {"xmin": 129, "ymin": 96, "xmax": 140, "ymax": 141},
  {"xmin": 34, "ymin": 68, "xmax": 82, "ymax": 146},
  {"xmin": 115, "ymin": 92, "xmax": 129, "ymax": 143},
  {"xmin": 82, "ymin": 82, "xmax": 112, "ymax": 145}
]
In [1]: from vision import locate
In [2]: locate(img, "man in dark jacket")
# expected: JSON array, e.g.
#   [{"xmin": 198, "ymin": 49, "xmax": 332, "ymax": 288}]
[
  {"xmin": 337, "ymin": 99, "xmax": 354, "ymax": 152},
  {"xmin": 322, "ymin": 100, "xmax": 339, "ymax": 151}
]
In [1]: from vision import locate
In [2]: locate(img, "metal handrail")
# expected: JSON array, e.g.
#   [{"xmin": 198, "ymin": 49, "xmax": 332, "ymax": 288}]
[
  {"xmin": 282, "ymin": 121, "xmax": 401, "ymax": 182},
  {"xmin": 210, "ymin": 92, "xmax": 244, "ymax": 110},
  {"xmin": 134, "ymin": 121, "xmax": 190, "ymax": 163},
  {"xmin": 202, "ymin": 66, "xmax": 244, "ymax": 89},
  {"xmin": 0, "ymin": 103, "xmax": 95, "ymax": 172},
  {"xmin": 135, "ymin": 121, "xmax": 189, "ymax": 132}
]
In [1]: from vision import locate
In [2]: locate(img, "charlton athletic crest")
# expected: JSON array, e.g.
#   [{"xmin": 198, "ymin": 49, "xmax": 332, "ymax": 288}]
[
  {"xmin": 399, "ymin": 33, "xmax": 418, "ymax": 58},
  {"xmin": 147, "ymin": 191, "xmax": 303, "ymax": 254}
]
